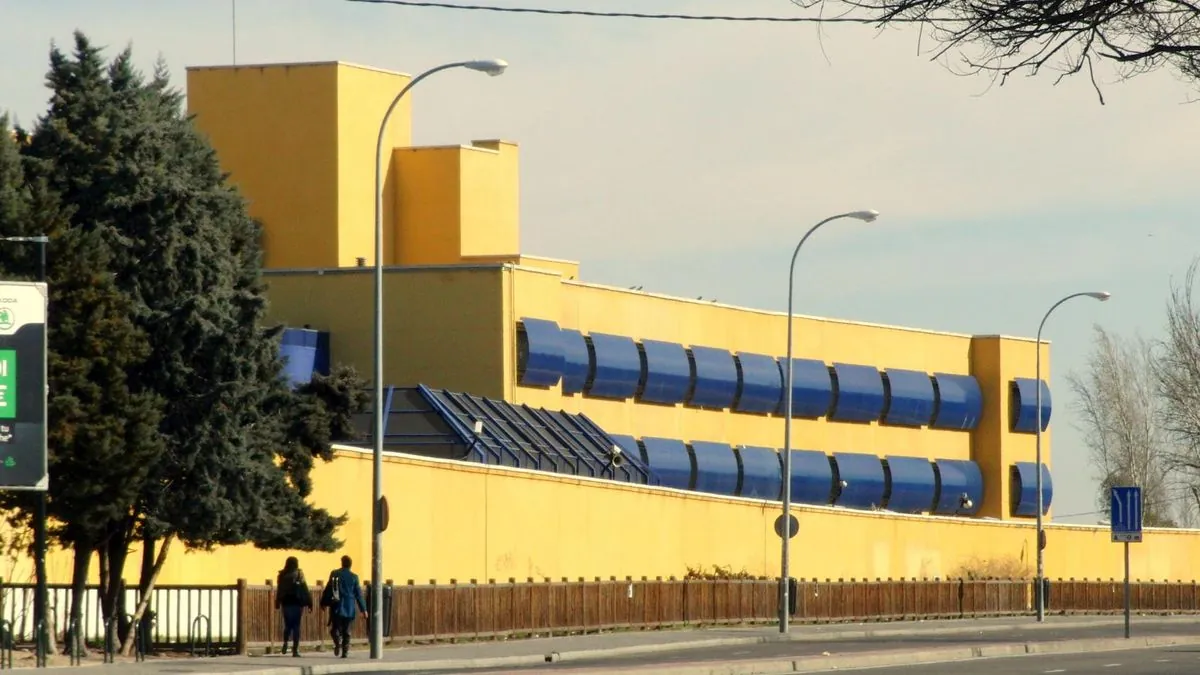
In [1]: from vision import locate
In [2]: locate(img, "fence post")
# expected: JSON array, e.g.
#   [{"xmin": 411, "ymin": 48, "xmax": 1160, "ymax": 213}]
[
  {"xmin": 957, "ymin": 578, "xmax": 965, "ymax": 618},
  {"xmin": 384, "ymin": 579, "xmax": 394, "ymax": 640},
  {"xmin": 235, "ymin": 579, "xmax": 248, "ymax": 655}
]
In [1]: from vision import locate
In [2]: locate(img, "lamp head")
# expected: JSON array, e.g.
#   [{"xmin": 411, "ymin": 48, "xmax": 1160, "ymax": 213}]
[
  {"xmin": 1087, "ymin": 291, "xmax": 1112, "ymax": 302},
  {"xmin": 465, "ymin": 59, "xmax": 508, "ymax": 77},
  {"xmin": 848, "ymin": 209, "xmax": 880, "ymax": 223}
]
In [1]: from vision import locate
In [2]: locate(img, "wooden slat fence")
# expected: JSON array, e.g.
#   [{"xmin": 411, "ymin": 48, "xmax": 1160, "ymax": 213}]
[{"xmin": 6, "ymin": 577, "xmax": 1200, "ymax": 654}]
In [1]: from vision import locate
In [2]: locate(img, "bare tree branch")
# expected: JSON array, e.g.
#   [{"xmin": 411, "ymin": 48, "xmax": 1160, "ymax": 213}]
[
  {"xmin": 1154, "ymin": 258, "xmax": 1200, "ymax": 512},
  {"xmin": 793, "ymin": 0, "xmax": 1200, "ymax": 100},
  {"xmin": 1067, "ymin": 325, "xmax": 1178, "ymax": 525}
]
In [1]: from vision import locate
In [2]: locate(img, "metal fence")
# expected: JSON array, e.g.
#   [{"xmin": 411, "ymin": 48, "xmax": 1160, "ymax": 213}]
[
  {"xmin": 0, "ymin": 580, "xmax": 239, "ymax": 652},
  {"xmin": 6, "ymin": 576, "xmax": 1200, "ymax": 654}
]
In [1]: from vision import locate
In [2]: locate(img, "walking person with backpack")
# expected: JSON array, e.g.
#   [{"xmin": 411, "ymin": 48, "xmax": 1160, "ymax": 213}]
[
  {"xmin": 320, "ymin": 555, "xmax": 368, "ymax": 658},
  {"xmin": 275, "ymin": 556, "xmax": 313, "ymax": 657}
]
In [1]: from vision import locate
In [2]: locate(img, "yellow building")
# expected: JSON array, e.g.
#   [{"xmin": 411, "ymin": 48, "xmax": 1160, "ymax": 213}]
[
  {"xmin": 186, "ymin": 59, "xmax": 1054, "ymax": 522},
  {"xmin": 82, "ymin": 58, "xmax": 1170, "ymax": 588}
]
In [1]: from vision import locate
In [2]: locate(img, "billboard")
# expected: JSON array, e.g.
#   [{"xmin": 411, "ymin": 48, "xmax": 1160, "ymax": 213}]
[{"xmin": 0, "ymin": 282, "xmax": 47, "ymax": 490}]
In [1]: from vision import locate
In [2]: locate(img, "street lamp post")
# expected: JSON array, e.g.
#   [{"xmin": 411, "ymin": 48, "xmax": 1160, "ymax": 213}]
[
  {"xmin": 1033, "ymin": 290, "xmax": 1110, "ymax": 622},
  {"xmin": 370, "ymin": 58, "xmax": 507, "ymax": 659},
  {"xmin": 0, "ymin": 235, "xmax": 48, "ymax": 660},
  {"xmin": 779, "ymin": 210, "xmax": 879, "ymax": 634}
]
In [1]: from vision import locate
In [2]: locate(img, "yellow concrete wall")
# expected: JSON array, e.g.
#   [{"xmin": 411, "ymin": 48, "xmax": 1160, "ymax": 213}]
[
  {"xmin": 461, "ymin": 255, "xmax": 580, "ymax": 280},
  {"xmin": 458, "ymin": 141, "xmax": 520, "ymax": 259},
  {"xmin": 187, "ymin": 63, "xmax": 341, "ymax": 269},
  {"xmin": 970, "ymin": 336, "xmax": 1051, "ymax": 520},
  {"xmin": 263, "ymin": 267, "xmax": 507, "ymax": 397},
  {"xmin": 335, "ymin": 64, "xmax": 413, "ymax": 268},
  {"xmin": 393, "ymin": 146, "xmax": 462, "ymax": 266},
  {"xmin": 187, "ymin": 62, "xmax": 413, "ymax": 270},
  {"xmin": 516, "ymin": 255, "xmax": 580, "ymax": 279},
  {"xmin": 393, "ymin": 141, "xmax": 520, "ymax": 266},
  {"xmin": 507, "ymin": 267, "xmax": 975, "ymax": 459},
  {"xmin": 6, "ymin": 449, "xmax": 1195, "ymax": 586}
]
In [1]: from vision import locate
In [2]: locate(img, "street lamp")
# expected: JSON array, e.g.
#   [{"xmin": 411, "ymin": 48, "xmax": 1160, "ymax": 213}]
[
  {"xmin": 1033, "ymin": 290, "xmax": 1110, "ymax": 623},
  {"xmin": 778, "ymin": 210, "xmax": 879, "ymax": 634},
  {"xmin": 370, "ymin": 58, "xmax": 507, "ymax": 659}
]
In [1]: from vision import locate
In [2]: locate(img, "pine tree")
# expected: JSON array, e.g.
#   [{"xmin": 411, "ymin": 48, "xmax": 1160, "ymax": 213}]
[
  {"xmin": 38, "ymin": 198, "xmax": 163, "ymax": 644},
  {"xmin": 0, "ymin": 114, "xmax": 55, "ymax": 654},
  {"xmin": 0, "ymin": 111, "xmax": 163, "ymax": 652},
  {"xmin": 0, "ymin": 116, "xmax": 26, "ymax": 223},
  {"xmin": 16, "ymin": 33, "xmax": 366, "ymax": 652},
  {"xmin": 116, "ymin": 57, "xmax": 351, "ymax": 555}
]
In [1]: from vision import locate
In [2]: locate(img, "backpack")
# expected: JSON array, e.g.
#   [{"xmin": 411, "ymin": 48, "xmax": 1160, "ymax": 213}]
[
  {"xmin": 292, "ymin": 575, "xmax": 312, "ymax": 606},
  {"xmin": 320, "ymin": 569, "xmax": 341, "ymax": 609},
  {"xmin": 278, "ymin": 569, "xmax": 306, "ymax": 605}
]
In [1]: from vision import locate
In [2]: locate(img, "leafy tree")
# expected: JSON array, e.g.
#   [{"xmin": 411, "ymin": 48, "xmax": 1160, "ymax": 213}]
[
  {"xmin": 10, "ymin": 32, "xmax": 367, "ymax": 653},
  {"xmin": 0, "ymin": 113, "xmax": 164, "ymax": 652},
  {"xmin": 0, "ymin": 116, "xmax": 29, "ymax": 246},
  {"xmin": 797, "ymin": 0, "xmax": 1200, "ymax": 101},
  {"xmin": 41, "ymin": 216, "xmax": 164, "ymax": 645},
  {"xmin": 0, "ymin": 115, "xmax": 56, "ymax": 654}
]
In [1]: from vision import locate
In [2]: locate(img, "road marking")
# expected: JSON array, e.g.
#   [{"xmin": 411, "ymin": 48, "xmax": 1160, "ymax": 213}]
[
  {"xmin": 1102, "ymin": 664, "xmax": 1121, "ymax": 668},
  {"xmin": 1044, "ymin": 670, "xmax": 1066, "ymax": 673},
  {"xmin": 732, "ymin": 650, "xmax": 751, "ymax": 656},
  {"xmin": 1155, "ymin": 658, "xmax": 1171, "ymax": 662}
]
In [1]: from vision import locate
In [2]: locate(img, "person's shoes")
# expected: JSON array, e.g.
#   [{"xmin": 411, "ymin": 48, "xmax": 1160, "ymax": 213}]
[
  {"xmin": 332, "ymin": 645, "xmax": 340, "ymax": 657},
  {"xmin": 292, "ymin": 651, "xmax": 301, "ymax": 658}
]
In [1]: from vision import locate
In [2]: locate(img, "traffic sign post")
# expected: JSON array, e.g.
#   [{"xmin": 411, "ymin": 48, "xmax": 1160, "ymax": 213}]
[{"xmin": 1111, "ymin": 486, "xmax": 1143, "ymax": 640}]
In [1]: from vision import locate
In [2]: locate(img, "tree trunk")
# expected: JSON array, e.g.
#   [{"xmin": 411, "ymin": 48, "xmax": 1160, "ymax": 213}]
[
  {"xmin": 131, "ymin": 533, "xmax": 155, "ymax": 654},
  {"xmin": 100, "ymin": 527, "xmax": 131, "ymax": 646},
  {"xmin": 98, "ymin": 543, "xmax": 109, "ymax": 610},
  {"xmin": 29, "ymin": 511, "xmax": 57, "ymax": 657},
  {"xmin": 64, "ymin": 541, "xmax": 91, "ymax": 656},
  {"xmin": 119, "ymin": 533, "xmax": 172, "ymax": 656},
  {"xmin": 139, "ymin": 535, "xmax": 154, "ymax": 595},
  {"xmin": 97, "ymin": 544, "xmax": 111, "ymax": 653}
]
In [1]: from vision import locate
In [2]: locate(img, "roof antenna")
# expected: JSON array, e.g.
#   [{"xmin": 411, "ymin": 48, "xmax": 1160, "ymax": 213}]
[{"xmin": 231, "ymin": 0, "xmax": 238, "ymax": 65}]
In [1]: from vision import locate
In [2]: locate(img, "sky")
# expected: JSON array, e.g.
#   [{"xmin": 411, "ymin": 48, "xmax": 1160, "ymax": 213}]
[{"xmin": 2, "ymin": 0, "xmax": 1198, "ymax": 527}]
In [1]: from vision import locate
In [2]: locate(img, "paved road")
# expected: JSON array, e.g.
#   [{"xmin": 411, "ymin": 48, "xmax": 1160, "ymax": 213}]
[
  {"xmin": 838, "ymin": 644, "xmax": 1200, "ymax": 673},
  {"xmin": 396, "ymin": 623, "xmax": 1200, "ymax": 673}
]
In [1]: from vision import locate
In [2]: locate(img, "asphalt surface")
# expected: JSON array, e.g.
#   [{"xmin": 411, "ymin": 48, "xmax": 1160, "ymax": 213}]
[
  {"xmin": 394, "ymin": 623, "xmax": 1200, "ymax": 674},
  {"xmin": 838, "ymin": 644, "xmax": 1200, "ymax": 673}
]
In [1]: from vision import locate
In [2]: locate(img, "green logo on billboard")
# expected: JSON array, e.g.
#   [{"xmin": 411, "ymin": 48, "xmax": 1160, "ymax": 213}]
[
  {"xmin": 0, "ymin": 350, "xmax": 15, "ymax": 420},
  {"xmin": 0, "ymin": 308, "xmax": 12, "ymax": 331},
  {"xmin": 2, "ymin": 457, "xmax": 13, "ymax": 468}
]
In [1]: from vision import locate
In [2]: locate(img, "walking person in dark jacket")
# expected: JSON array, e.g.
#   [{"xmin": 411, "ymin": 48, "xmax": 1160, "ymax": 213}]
[
  {"xmin": 322, "ymin": 555, "xmax": 368, "ymax": 658},
  {"xmin": 275, "ymin": 556, "xmax": 313, "ymax": 657}
]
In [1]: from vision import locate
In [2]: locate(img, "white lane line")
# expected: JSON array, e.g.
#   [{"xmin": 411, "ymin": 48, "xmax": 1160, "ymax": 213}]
[
  {"xmin": 732, "ymin": 650, "xmax": 751, "ymax": 656},
  {"xmin": 1102, "ymin": 664, "xmax": 1121, "ymax": 668},
  {"xmin": 1155, "ymin": 658, "xmax": 1171, "ymax": 662},
  {"xmin": 1044, "ymin": 670, "xmax": 1066, "ymax": 673}
]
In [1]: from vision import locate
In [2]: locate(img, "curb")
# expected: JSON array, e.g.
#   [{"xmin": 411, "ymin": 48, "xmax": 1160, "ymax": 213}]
[
  {"xmin": 186, "ymin": 616, "xmax": 1200, "ymax": 674},
  {"xmin": 497, "ymin": 635, "xmax": 1200, "ymax": 675}
]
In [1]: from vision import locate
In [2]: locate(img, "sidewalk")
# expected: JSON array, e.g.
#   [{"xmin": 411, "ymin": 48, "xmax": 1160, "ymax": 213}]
[{"xmin": 27, "ymin": 614, "xmax": 1200, "ymax": 674}]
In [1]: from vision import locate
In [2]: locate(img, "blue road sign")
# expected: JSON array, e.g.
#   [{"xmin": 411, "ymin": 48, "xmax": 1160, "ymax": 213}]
[{"xmin": 1111, "ymin": 486, "xmax": 1143, "ymax": 543}]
